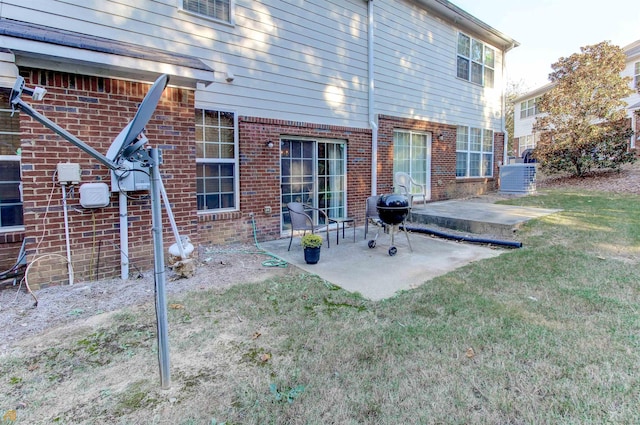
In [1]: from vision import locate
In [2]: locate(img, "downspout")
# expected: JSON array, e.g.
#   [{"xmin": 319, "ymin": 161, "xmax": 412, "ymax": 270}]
[{"xmin": 368, "ymin": 0, "xmax": 378, "ymax": 196}]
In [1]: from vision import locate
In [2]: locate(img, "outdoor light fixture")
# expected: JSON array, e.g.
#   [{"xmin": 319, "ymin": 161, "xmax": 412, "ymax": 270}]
[
  {"xmin": 266, "ymin": 140, "xmax": 274, "ymax": 148},
  {"xmin": 438, "ymin": 133, "xmax": 445, "ymax": 141}
]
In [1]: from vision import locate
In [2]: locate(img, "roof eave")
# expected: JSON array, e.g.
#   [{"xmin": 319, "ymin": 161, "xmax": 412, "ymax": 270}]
[{"xmin": 415, "ymin": 0, "xmax": 519, "ymax": 51}]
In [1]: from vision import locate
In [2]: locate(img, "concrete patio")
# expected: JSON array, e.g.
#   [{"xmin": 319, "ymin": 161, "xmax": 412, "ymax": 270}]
[{"xmin": 259, "ymin": 199, "xmax": 561, "ymax": 300}]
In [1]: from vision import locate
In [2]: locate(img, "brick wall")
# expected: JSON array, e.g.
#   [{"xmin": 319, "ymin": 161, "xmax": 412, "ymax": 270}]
[
  {"xmin": 0, "ymin": 232, "xmax": 23, "ymax": 272},
  {"xmin": 19, "ymin": 69, "xmax": 195, "ymax": 288},
  {"xmin": 196, "ymin": 117, "xmax": 372, "ymax": 245},
  {"xmin": 378, "ymin": 114, "xmax": 502, "ymax": 200}
]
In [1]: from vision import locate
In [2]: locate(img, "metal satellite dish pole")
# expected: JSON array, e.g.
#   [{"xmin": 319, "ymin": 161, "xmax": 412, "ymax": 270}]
[{"xmin": 10, "ymin": 74, "xmax": 173, "ymax": 388}]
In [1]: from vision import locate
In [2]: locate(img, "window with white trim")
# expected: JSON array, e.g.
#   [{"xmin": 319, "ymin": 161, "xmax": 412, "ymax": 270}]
[
  {"xmin": 518, "ymin": 134, "xmax": 536, "ymax": 156},
  {"xmin": 456, "ymin": 126, "xmax": 493, "ymax": 178},
  {"xmin": 635, "ymin": 62, "xmax": 640, "ymax": 90},
  {"xmin": 195, "ymin": 109, "xmax": 238, "ymax": 211},
  {"xmin": 182, "ymin": 0, "xmax": 232, "ymax": 23},
  {"xmin": 0, "ymin": 90, "xmax": 23, "ymax": 229},
  {"xmin": 457, "ymin": 33, "xmax": 495, "ymax": 88},
  {"xmin": 520, "ymin": 96, "xmax": 541, "ymax": 119}
]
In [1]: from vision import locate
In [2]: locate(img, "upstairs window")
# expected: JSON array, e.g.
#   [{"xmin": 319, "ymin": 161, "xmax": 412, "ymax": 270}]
[
  {"xmin": 0, "ymin": 90, "xmax": 23, "ymax": 230},
  {"xmin": 520, "ymin": 96, "xmax": 541, "ymax": 119},
  {"xmin": 182, "ymin": 0, "xmax": 232, "ymax": 23},
  {"xmin": 635, "ymin": 62, "xmax": 640, "ymax": 90},
  {"xmin": 457, "ymin": 33, "xmax": 495, "ymax": 88}
]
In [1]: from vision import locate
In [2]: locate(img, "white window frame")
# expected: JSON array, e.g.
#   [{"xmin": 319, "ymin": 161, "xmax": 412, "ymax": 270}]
[
  {"xmin": 519, "ymin": 134, "xmax": 536, "ymax": 156},
  {"xmin": 0, "ymin": 98, "xmax": 23, "ymax": 231},
  {"xmin": 456, "ymin": 126, "xmax": 494, "ymax": 178},
  {"xmin": 520, "ymin": 96, "xmax": 541, "ymax": 119},
  {"xmin": 392, "ymin": 130, "xmax": 431, "ymax": 201},
  {"xmin": 456, "ymin": 32, "xmax": 495, "ymax": 88},
  {"xmin": 635, "ymin": 62, "xmax": 640, "ymax": 90},
  {"xmin": 195, "ymin": 108, "xmax": 239, "ymax": 213},
  {"xmin": 179, "ymin": 0, "xmax": 235, "ymax": 26}
]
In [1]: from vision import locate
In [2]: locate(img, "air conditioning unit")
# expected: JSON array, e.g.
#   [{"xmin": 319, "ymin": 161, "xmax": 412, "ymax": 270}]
[{"xmin": 499, "ymin": 164, "xmax": 537, "ymax": 194}]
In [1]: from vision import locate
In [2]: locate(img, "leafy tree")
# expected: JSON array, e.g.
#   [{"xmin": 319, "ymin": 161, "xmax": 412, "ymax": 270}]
[
  {"xmin": 505, "ymin": 79, "xmax": 528, "ymax": 156},
  {"xmin": 533, "ymin": 41, "xmax": 636, "ymax": 176}
]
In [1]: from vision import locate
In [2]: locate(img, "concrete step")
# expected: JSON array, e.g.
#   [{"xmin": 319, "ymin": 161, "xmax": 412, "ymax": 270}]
[{"xmin": 406, "ymin": 200, "xmax": 561, "ymax": 238}]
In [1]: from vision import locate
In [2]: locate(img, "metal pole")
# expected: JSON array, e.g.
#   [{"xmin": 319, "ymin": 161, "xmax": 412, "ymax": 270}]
[
  {"xmin": 119, "ymin": 191, "xmax": 129, "ymax": 280},
  {"xmin": 149, "ymin": 148, "xmax": 171, "ymax": 388},
  {"xmin": 158, "ymin": 177, "xmax": 186, "ymax": 259}
]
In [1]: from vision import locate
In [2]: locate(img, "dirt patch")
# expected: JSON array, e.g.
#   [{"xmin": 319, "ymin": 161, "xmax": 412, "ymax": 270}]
[
  {"xmin": 535, "ymin": 161, "xmax": 640, "ymax": 194},
  {"xmin": 0, "ymin": 246, "xmax": 293, "ymax": 354}
]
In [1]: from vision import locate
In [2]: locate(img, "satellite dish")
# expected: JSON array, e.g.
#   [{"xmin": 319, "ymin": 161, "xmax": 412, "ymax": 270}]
[{"xmin": 107, "ymin": 74, "xmax": 169, "ymax": 163}]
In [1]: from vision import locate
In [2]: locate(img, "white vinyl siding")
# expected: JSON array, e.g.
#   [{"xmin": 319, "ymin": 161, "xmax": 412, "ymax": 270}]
[
  {"xmin": 2, "ymin": 0, "xmax": 509, "ymax": 133},
  {"xmin": 2, "ymin": 0, "xmax": 369, "ymax": 129},
  {"xmin": 373, "ymin": 0, "xmax": 504, "ymax": 130}
]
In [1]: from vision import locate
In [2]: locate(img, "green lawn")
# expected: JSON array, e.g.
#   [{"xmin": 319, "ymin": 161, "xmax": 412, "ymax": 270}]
[{"xmin": 2, "ymin": 189, "xmax": 639, "ymax": 424}]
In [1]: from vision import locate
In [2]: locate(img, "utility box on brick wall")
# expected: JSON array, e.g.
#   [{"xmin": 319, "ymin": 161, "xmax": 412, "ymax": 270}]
[{"xmin": 499, "ymin": 164, "xmax": 536, "ymax": 194}]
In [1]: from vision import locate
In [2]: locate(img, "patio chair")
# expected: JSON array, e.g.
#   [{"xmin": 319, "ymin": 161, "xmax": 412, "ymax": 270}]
[
  {"xmin": 394, "ymin": 171, "xmax": 428, "ymax": 209},
  {"xmin": 286, "ymin": 202, "xmax": 331, "ymax": 251},
  {"xmin": 364, "ymin": 195, "xmax": 381, "ymax": 240}
]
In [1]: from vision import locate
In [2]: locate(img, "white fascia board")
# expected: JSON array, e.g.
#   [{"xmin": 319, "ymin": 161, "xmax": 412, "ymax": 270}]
[
  {"xmin": 2, "ymin": 36, "xmax": 214, "ymax": 88},
  {"xmin": 0, "ymin": 49, "xmax": 19, "ymax": 88}
]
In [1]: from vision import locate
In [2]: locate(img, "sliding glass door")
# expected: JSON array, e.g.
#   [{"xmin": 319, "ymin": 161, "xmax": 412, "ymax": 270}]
[{"xmin": 280, "ymin": 139, "xmax": 346, "ymax": 233}]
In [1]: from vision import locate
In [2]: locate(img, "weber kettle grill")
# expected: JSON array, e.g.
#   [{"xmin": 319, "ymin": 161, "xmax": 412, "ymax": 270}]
[{"xmin": 367, "ymin": 193, "xmax": 413, "ymax": 256}]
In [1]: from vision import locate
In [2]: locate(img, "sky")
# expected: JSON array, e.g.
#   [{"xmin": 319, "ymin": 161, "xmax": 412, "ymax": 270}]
[{"xmin": 452, "ymin": 0, "xmax": 640, "ymax": 90}]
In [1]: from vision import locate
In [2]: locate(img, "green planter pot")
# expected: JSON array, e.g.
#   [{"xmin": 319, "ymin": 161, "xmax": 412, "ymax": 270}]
[{"xmin": 303, "ymin": 247, "xmax": 321, "ymax": 264}]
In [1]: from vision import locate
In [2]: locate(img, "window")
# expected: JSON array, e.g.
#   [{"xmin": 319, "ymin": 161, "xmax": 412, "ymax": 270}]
[
  {"xmin": 393, "ymin": 130, "xmax": 431, "ymax": 197},
  {"xmin": 456, "ymin": 126, "xmax": 493, "ymax": 178},
  {"xmin": 182, "ymin": 0, "xmax": 232, "ymax": 23},
  {"xmin": 457, "ymin": 33, "xmax": 495, "ymax": 88},
  {"xmin": 635, "ymin": 62, "xmax": 640, "ymax": 90},
  {"xmin": 195, "ymin": 109, "xmax": 238, "ymax": 212},
  {"xmin": 280, "ymin": 139, "xmax": 346, "ymax": 232},
  {"xmin": 519, "ymin": 134, "xmax": 537, "ymax": 156},
  {"xmin": 0, "ymin": 90, "xmax": 23, "ymax": 229},
  {"xmin": 520, "ymin": 96, "xmax": 541, "ymax": 119}
]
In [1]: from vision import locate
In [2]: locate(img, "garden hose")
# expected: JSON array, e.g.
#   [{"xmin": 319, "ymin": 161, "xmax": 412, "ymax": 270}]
[{"xmin": 204, "ymin": 216, "xmax": 288, "ymax": 268}]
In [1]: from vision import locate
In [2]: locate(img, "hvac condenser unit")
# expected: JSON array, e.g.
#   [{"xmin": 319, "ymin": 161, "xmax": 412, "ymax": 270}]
[{"xmin": 499, "ymin": 164, "xmax": 536, "ymax": 194}]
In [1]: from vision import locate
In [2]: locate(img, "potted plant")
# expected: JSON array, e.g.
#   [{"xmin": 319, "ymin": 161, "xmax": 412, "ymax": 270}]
[{"xmin": 300, "ymin": 233, "xmax": 323, "ymax": 264}]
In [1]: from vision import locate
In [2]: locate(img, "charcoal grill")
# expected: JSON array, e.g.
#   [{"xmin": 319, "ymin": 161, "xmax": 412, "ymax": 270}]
[{"xmin": 367, "ymin": 193, "xmax": 413, "ymax": 256}]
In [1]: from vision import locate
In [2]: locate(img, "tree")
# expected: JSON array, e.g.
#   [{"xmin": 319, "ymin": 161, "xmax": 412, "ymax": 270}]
[
  {"xmin": 533, "ymin": 41, "xmax": 636, "ymax": 177},
  {"xmin": 505, "ymin": 79, "xmax": 528, "ymax": 157}
]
